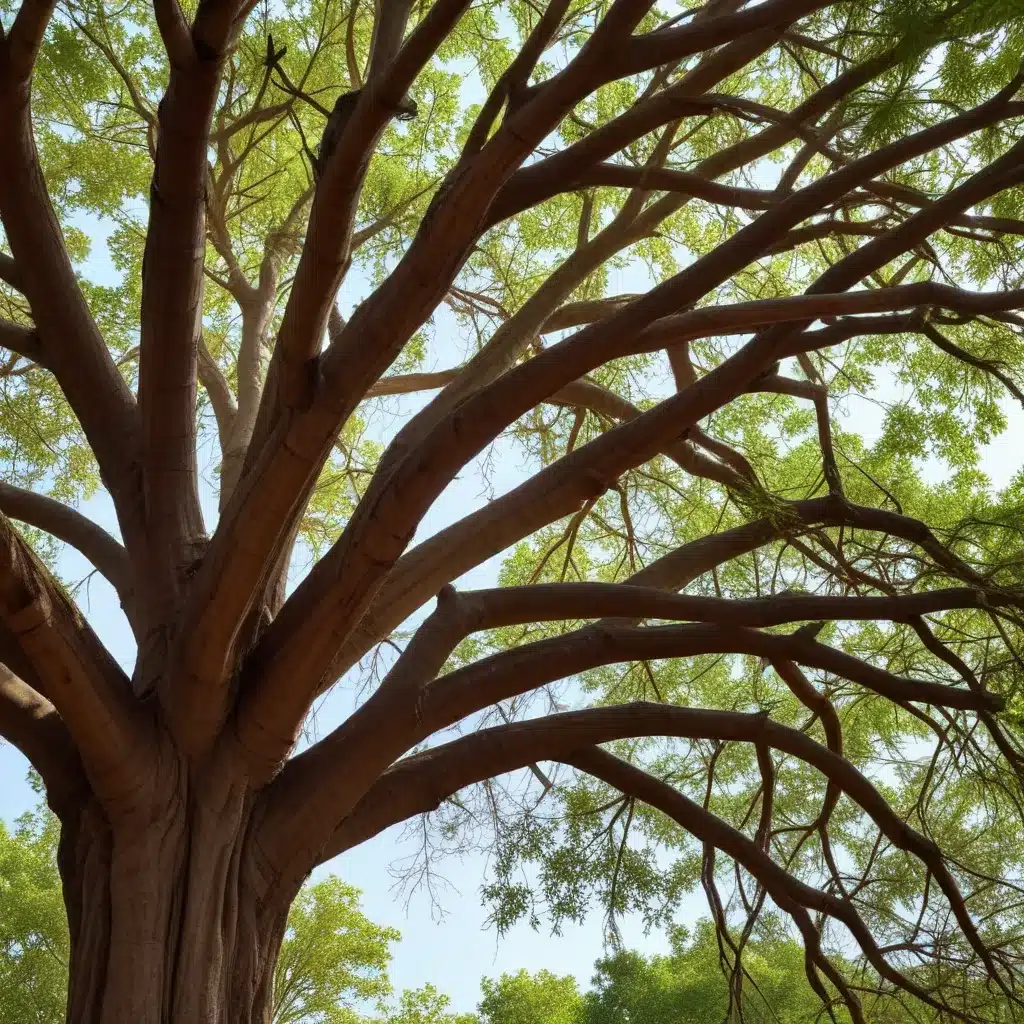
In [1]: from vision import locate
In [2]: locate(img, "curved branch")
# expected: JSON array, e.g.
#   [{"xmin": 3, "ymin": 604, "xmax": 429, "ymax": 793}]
[
  {"xmin": 294, "ymin": 703, "xmax": 996, "ymax": 1017},
  {"xmin": 0, "ymin": 483, "xmax": 132, "ymax": 606},
  {"xmin": 562, "ymin": 747, "xmax": 964, "ymax": 1020},
  {"xmin": 245, "ymin": 285, "xmax": 1019, "ymax": 734},
  {"xmin": 0, "ymin": 664, "xmax": 86, "ymax": 811},
  {"xmin": 260, "ymin": 605, "xmax": 999, "ymax": 878},
  {"xmin": 305, "ymin": 699, "xmax": 986, "ymax": 1021},
  {"xmin": 197, "ymin": 336, "xmax": 238, "ymax": 452},
  {"xmin": 572, "ymin": 162, "xmax": 779, "ymax": 208},
  {"xmin": 319, "ymin": 438, "xmax": 991, "ymax": 691}
]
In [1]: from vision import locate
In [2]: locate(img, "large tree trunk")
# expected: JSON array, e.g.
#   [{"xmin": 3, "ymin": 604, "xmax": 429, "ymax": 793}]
[{"xmin": 56, "ymin": 765, "xmax": 292, "ymax": 1024}]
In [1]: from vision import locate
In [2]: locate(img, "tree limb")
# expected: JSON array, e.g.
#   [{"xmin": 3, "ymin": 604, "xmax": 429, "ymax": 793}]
[
  {"xmin": 0, "ymin": 514, "xmax": 152, "ymax": 809},
  {"xmin": 0, "ymin": 35, "xmax": 143, "ymax": 552},
  {"xmin": 0, "ymin": 664, "xmax": 86, "ymax": 811},
  {"xmin": 0, "ymin": 483, "xmax": 133, "ymax": 608},
  {"xmin": 0, "ymin": 316, "xmax": 43, "ymax": 364},
  {"xmin": 307, "ymin": 699, "xmax": 997, "ymax": 1023},
  {"xmin": 244, "ymin": 284, "xmax": 1022, "ymax": 733}
]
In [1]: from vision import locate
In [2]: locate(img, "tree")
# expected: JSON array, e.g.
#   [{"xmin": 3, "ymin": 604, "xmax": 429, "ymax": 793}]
[
  {"xmin": 0, "ymin": 785, "xmax": 67, "ymax": 1024},
  {"xmin": 0, "ymin": 792, "xmax": 398, "ymax": 1024},
  {"xmin": 476, "ymin": 925, "xmax": 1012, "ymax": 1023},
  {"xmin": 470, "ymin": 928, "xmax": 835, "ymax": 1024},
  {"xmin": 0, "ymin": 0, "xmax": 1024, "ymax": 1019},
  {"xmin": 270, "ymin": 878, "xmax": 397, "ymax": 1024},
  {"xmin": 383, "ymin": 986, "xmax": 476, "ymax": 1024},
  {"xmin": 581, "ymin": 923, "xmax": 859, "ymax": 1023},
  {"xmin": 477, "ymin": 970, "xmax": 581, "ymax": 1024}
]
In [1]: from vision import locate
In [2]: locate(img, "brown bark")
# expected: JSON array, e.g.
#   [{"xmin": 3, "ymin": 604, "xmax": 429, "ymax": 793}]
[{"xmin": 55, "ymin": 784, "xmax": 291, "ymax": 1024}]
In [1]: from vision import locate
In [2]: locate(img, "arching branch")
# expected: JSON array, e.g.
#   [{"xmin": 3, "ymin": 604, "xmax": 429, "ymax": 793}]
[
  {"xmin": 0, "ymin": 483, "xmax": 132, "ymax": 607},
  {"xmin": 0, "ymin": 665, "xmax": 86, "ymax": 811}
]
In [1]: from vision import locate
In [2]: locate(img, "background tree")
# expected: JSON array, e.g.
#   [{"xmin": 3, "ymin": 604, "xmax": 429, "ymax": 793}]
[
  {"xmin": 0, "ymin": 780, "xmax": 66, "ymax": 1024},
  {"xmin": 582, "ymin": 923, "xmax": 868, "ymax": 1024},
  {"xmin": 383, "ymin": 987, "xmax": 476, "ymax": 1024},
  {"xmin": 477, "ymin": 970, "xmax": 581, "ymax": 1024},
  {"xmin": 474, "ymin": 926, "xmax": 1017, "ymax": 1023},
  {"xmin": 1, "ymin": 0, "xmax": 1024, "ymax": 1020}
]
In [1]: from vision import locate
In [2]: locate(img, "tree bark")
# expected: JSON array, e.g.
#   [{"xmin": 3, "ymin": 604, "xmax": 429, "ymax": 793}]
[{"xmin": 56, "ymin": 765, "xmax": 291, "ymax": 1024}]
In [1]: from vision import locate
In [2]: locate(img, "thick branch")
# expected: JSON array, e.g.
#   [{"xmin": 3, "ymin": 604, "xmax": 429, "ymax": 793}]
[
  {"xmin": 0, "ymin": 664, "xmax": 86, "ymax": 811},
  {"xmin": 0, "ymin": 252, "xmax": 25, "ymax": 293},
  {"xmin": 0, "ymin": 316, "xmax": 42, "ymax": 364},
  {"xmin": 298, "ymin": 706, "xmax": 984, "ymax": 1016},
  {"xmin": 306, "ymin": 700, "xmax": 972, "ymax": 1016},
  {"xmin": 0, "ymin": 515, "xmax": 150, "ymax": 808},
  {"xmin": 180, "ymin": 0, "xmax": 812, "ymax": 747},
  {"xmin": 245, "ymin": 283, "xmax": 1021, "ymax": 740},
  {"xmin": 137, "ymin": 51, "xmax": 224, "ymax": 610},
  {"xmin": 254, "ymin": 0, "xmax": 468, "ymax": 428},
  {"xmin": 261, "ymin": 604, "xmax": 999, "ymax": 878},
  {"xmin": 0, "ymin": 43, "xmax": 143, "ymax": 549},
  {"xmin": 269, "ymin": 73, "xmax": 1024, "ymax": 699},
  {"xmin": 7, "ymin": 0, "xmax": 57, "ymax": 81}
]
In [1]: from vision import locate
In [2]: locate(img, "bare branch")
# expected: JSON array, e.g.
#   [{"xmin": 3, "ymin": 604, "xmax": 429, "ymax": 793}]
[
  {"xmin": 197, "ymin": 336, "xmax": 238, "ymax": 451},
  {"xmin": 0, "ymin": 483, "xmax": 132, "ymax": 607}
]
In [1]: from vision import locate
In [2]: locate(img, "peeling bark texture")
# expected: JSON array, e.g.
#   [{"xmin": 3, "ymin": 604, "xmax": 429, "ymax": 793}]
[{"xmin": 2, "ymin": 0, "xmax": 1024, "ymax": 1020}]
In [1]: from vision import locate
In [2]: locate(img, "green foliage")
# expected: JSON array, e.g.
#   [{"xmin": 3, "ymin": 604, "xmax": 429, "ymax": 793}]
[
  {"xmin": 0, "ymin": 799, "xmax": 68, "ymax": 1024},
  {"xmin": 473, "ymin": 923, "xmax": 1019, "ymax": 1024},
  {"xmin": 582, "ymin": 924, "xmax": 832, "ymax": 1024},
  {"xmin": 382, "ymin": 985, "xmax": 476, "ymax": 1024},
  {"xmin": 478, "ymin": 970, "xmax": 581, "ymax": 1024},
  {"xmin": 273, "ymin": 878, "xmax": 399, "ymax": 1024}
]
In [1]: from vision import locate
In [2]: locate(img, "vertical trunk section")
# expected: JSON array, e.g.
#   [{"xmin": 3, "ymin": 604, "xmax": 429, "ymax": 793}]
[
  {"xmin": 59, "ymin": 800, "xmax": 112, "ymax": 1023},
  {"xmin": 58, "ymin": 780, "xmax": 290, "ymax": 1023}
]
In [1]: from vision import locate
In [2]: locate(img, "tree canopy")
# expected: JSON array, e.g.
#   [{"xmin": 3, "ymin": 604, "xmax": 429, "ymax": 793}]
[{"xmin": 1, "ymin": 0, "xmax": 1024, "ymax": 1020}]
